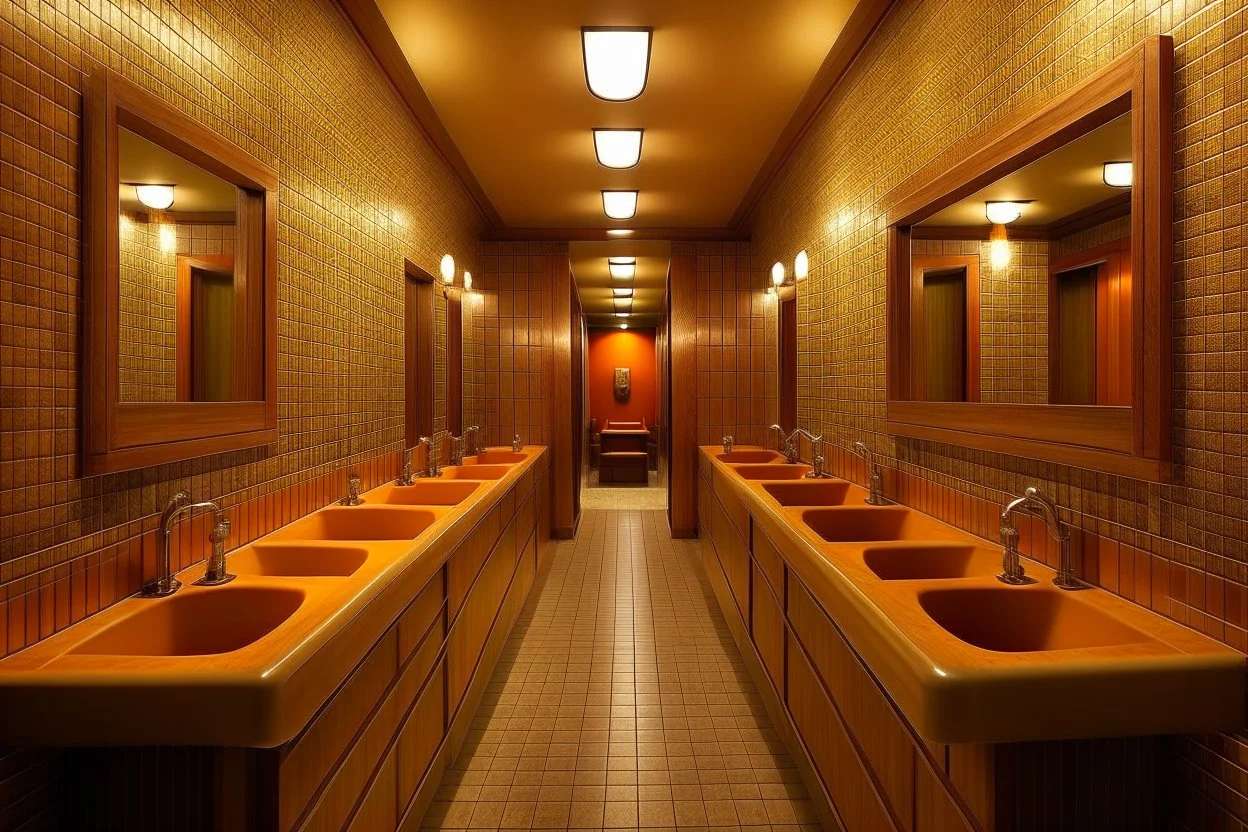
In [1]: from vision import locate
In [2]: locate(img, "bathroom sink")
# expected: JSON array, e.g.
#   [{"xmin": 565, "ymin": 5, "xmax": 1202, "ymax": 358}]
[
  {"xmin": 802, "ymin": 506, "xmax": 948, "ymax": 542},
  {"xmin": 763, "ymin": 480, "xmax": 852, "ymax": 506},
  {"xmin": 862, "ymin": 544, "xmax": 1001, "ymax": 580},
  {"xmin": 71, "ymin": 586, "xmax": 305, "ymax": 656},
  {"xmin": 718, "ymin": 450, "xmax": 784, "ymax": 463},
  {"xmin": 441, "ymin": 464, "xmax": 511, "ymax": 480},
  {"xmin": 229, "ymin": 544, "xmax": 369, "ymax": 577},
  {"xmin": 463, "ymin": 450, "xmax": 527, "ymax": 465},
  {"xmin": 732, "ymin": 463, "xmax": 812, "ymax": 480},
  {"xmin": 271, "ymin": 506, "xmax": 439, "ymax": 541},
  {"xmin": 918, "ymin": 587, "xmax": 1149, "ymax": 653},
  {"xmin": 381, "ymin": 480, "xmax": 481, "ymax": 506}
]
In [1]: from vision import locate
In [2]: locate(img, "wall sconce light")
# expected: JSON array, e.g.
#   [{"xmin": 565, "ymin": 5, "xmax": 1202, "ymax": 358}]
[
  {"xmin": 989, "ymin": 223, "xmax": 1011, "ymax": 270},
  {"xmin": 134, "ymin": 184, "xmax": 175, "ymax": 210},
  {"xmin": 602, "ymin": 190, "xmax": 638, "ymax": 220},
  {"xmin": 593, "ymin": 128, "xmax": 644, "ymax": 169},
  {"xmin": 462, "ymin": 271, "xmax": 473, "ymax": 292},
  {"xmin": 440, "ymin": 254, "xmax": 455, "ymax": 284},
  {"xmin": 608, "ymin": 257, "xmax": 636, "ymax": 279},
  {"xmin": 607, "ymin": 229, "xmax": 634, "ymax": 237},
  {"xmin": 794, "ymin": 250, "xmax": 809, "ymax": 280},
  {"xmin": 771, "ymin": 262, "xmax": 786, "ymax": 288},
  {"xmin": 581, "ymin": 27, "xmax": 653, "ymax": 102},
  {"xmin": 1103, "ymin": 161, "xmax": 1133, "ymax": 188},
  {"xmin": 984, "ymin": 201, "xmax": 1025, "ymax": 224}
]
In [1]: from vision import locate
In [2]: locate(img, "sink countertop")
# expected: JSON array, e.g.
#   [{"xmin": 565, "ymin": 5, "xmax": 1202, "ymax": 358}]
[
  {"xmin": 0, "ymin": 447, "xmax": 548, "ymax": 748},
  {"xmin": 700, "ymin": 446, "xmax": 1246, "ymax": 743}
]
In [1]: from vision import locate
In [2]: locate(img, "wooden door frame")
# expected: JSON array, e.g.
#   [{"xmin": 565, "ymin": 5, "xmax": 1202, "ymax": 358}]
[{"xmin": 405, "ymin": 260, "xmax": 435, "ymax": 448}]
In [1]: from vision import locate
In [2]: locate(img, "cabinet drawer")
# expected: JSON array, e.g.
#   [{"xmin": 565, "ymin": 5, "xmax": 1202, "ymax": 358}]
[
  {"xmin": 398, "ymin": 662, "xmax": 446, "ymax": 810},
  {"xmin": 750, "ymin": 524, "xmax": 784, "ymax": 597},
  {"xmin": 399, "ymin": 573, "xmax": 444, "ymax": 664},
  {"xmin": 750, "ymin": 563, "xmax": 784, "ymax": 696}
]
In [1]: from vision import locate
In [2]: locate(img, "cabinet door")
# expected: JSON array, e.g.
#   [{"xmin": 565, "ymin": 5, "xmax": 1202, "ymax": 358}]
[{"xmin": 751, "ymin": 563, "xmax": 784, "ymax": 695}]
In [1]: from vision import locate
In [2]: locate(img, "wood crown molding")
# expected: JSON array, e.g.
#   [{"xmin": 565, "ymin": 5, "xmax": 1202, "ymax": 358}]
[
  {"xmin": 336, "ymin": 0, "xmax": 505, "ymax": 231},
  {"xmin": 483, "ymin": 226, "xmax": 751, "ymax": 243},
  {"xmin": 728, "ymin": 0, "xmax": 896, "ymax": 230}
]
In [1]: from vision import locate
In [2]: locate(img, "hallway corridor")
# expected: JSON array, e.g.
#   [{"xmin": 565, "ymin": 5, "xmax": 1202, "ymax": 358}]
[{"xmin": 421, "ymin": 509, "xmax": 818, "ymax": 831}]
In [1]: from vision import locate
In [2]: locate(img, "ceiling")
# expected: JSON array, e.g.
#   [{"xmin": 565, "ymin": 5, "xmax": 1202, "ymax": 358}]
[
  {"xmin": 570, "ymin": 241, "xmax": 669, "ymax": 327},
  {"xmin": 374, "ymin": 0, "xmax": 862, "ymax": 230},
  {"xmin": 118, "ymin": 129, "xmax": 238, "ymax": 214},
  {"xmin": 920, "ymin": 115, "xmax": 1132, "ymax": 227}
]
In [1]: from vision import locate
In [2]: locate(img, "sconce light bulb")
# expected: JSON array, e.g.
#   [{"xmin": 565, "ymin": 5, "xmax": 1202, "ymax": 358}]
[
  {"xmin": 463, "ymin": 271, "xmax": 472, "ymax": 292},
  {"xmin": 771, "ymin": 262, "xmax": 785, "ymax": 287},
  {"xmin": 440, "ymin": 254, "xmax": 455, "ymax": 284},
  {"xmin": 794, "ymin": 250, "xmax": 809, "ymax": 280}
]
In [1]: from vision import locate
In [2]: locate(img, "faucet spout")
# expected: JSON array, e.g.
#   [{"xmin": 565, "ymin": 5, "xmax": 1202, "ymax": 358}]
[
  {"xmin": 147, "ymin": 494, "xmax": 230, "ymax": 596},
  {"xmin": 853, "ymin": 441, "xmax": 889, "ymax": 505},
  {"xmin": 998, "ymin": 487, "xmax": 1081, "ymax": 589}
]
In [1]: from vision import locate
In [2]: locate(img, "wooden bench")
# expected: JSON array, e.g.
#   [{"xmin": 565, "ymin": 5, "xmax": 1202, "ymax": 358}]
[{"xmin": 599, "ymin": 451, "xmax": 648, "ymax": 484}]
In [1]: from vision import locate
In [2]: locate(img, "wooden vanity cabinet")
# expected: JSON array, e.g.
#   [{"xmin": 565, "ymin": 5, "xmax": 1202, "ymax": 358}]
[
  {"xmin": 61, "ymin": 457, "xmax": 551, "ymax": 832},
  {"xmin": 696, "ymin": 454, "xmax": 1160, "ymax": 832}
]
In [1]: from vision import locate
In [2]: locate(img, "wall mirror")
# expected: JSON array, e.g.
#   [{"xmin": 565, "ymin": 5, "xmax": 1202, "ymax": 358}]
[
  {"xmin": 884, "ymin": 37, "xmax": 1172, "ymax": 481},
  {"xmin": 84, "ymin": 69, "xmax": 277, "ymax": 475}
]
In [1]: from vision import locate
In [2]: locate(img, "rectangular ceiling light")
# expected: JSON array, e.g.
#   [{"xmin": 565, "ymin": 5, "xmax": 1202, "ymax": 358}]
[
  {"xmin": 614, "ymin": 298, "xmax": 633, "ymax": 312},
  {"xmin": 608, "ymin": 257, "xmax": 636, "ymax": 279},
  {"xmin": 613, "ymin": 287, "xmax": 633, "ymax": 297},
  {"xmin": 593, "ymin": 128, "xmax": 644, "ymax": 169},
  {"xmin": 602, "ymin": 190, "xmax": 638, "ymax": 220},
  {"xmin": 581, "ymin": 27, "xmax": 652, "ymax": 102}
]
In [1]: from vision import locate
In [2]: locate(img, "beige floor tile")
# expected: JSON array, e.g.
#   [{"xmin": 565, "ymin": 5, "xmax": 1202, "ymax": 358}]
[{"xmin": 420, "ymin": 509, "xmax": 813, "ymax": 831}]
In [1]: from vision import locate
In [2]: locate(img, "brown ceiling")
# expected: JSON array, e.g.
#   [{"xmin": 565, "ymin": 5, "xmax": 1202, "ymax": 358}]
[
  {"xmin": 570, "ymin": 241, "xmax": 669, "ymax": 324},
  {"xmin": 374, "ymin": 0, "xmax": 862, "ymax": 230},
  {"xmin": 920, "ymin": 114, "xmax": 1132, "ymax": 227}
]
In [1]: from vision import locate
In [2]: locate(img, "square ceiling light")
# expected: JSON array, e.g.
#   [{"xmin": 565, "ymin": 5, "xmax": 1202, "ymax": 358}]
[
  {"xmin": 602, "ymin": 190, "xmax": 638, "ymax": 220},
  {"xmin": 593, "ymin": 128, "xmax": 644, "ymax": 169},
  {"xmin": 581, "ymin": 27, "xmax": 652, "ymax": 102},
  {"xmin": 613, "ymin": 287, "xmax": 633, "ymax": 297},
  {"xmin": 608, "ymin": 257, "xmax": 636, "ymax": 279}
]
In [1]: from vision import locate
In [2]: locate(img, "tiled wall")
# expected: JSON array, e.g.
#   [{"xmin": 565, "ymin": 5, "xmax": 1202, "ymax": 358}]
[
  {"xmin": 470, "ymin": 242, "xmax": 568, "ymax": 449},
  {"xmin": 747, "ymin": 2, "xmax": 1248, "ymax": 828},
  {"xmin": 675, "ymin": 241, "xmax": 774, "ymax": 448},
  {"xmin": 1, "ymin": 0, "xmax": 483, "ymax": 651}
]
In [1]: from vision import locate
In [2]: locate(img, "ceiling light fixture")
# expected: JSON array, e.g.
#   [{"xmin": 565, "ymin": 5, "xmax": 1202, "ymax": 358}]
[
  {"xmin": 607, "ymin": 229, "xmax": 634, "ymax": 237},
  {"xmin": 613, "ymin": 287, "xmax": 633, "ymax": 298},
  {"xmin": 1103, "ymin": 161, "xmax": 1133, "ymax": 188},
  {"xmin": 602, "ymin": 190, "xmax": 638, "ymax": 220},
  {"xmin": 608, "ymin": 257, "xmax": 636, "ymax": 279},
  {"xmin": 581, "ymin": 27, "xmax": 653, "ymax": 102},
  {"xmin": 615, "ymin": 312, "xmax": 629, "ymax": 318},
  {"xmin": 593, "ymin": 128, "xmax": 644, "ymax": 169},
  {"xmin": 133, "ymin": 184, "xmax": 175, "ymax": 210},
  {"xmin": 440, "ymin": 254, "xmax": 455, "ymax": 284},
  {"xmin": 984, "ymin": 201, "xmax": 1025, "ymax": 225},
  {"xmin": 794, "ymin": 250, "xmax": 809, "ymax": 280},
  {"xmin": 621, "ymin": 323, "xmax": 629, "ymax": 330}
]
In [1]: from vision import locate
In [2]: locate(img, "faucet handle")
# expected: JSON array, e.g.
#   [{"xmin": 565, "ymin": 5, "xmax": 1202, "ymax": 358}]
[{"xmin": 210, "ymin": 516, "xmax": 231, "ymax": 543}]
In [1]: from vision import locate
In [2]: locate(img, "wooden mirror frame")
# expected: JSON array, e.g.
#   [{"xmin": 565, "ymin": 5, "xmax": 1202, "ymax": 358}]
[
  {"xmin": 83, "ymin": 68, "xmax": 278, "ymax": 475},
  {"xmin": 883, "ymin": 36, "xmax": 1172, "ymax": 482}
]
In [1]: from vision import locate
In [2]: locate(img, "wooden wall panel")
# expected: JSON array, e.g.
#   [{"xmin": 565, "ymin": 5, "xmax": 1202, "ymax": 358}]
[
  {"xmin": 668, "ymin": 252, "xmax": 699, "ymax": 537},
  {"xmin": 750, "ymin": 563, "xmax": 785, "ymax": 696},
  {"xmin": 397, "ymin": 663, "xmax": 446, "ymax": 809}
]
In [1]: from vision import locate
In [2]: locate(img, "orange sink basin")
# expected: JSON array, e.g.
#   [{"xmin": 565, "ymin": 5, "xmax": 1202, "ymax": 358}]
[
  {"xmin": 441, "ymin": 464, "xmax": 511, "ymax": 480},
  {"xmin": 271, "ymin": 506, "xmax": 439, "ymax": 541},
  {"xmin": 718, "ymin": 450, "xmax": 784, "ymax": 463},
  {"xmin": 379, "ymin": 480, "xmax": 481, "ymax": 506},
  {"xmin": 919, "ymin": 587, "xmax": 1150, "ymax": 653},
  {"xmin": 862, "ymin": 544, "xmax": 1001, "ymax": 580},
  {"xmin": 230, "ymin": 544, "xmax": 369, "ymax": 577},
  {"xmin": 763, "ymin": 480, "xmax": 852, "ymax": 506},
  {"xmin": 732, "ymin": 463, "xmax": 811, "ymax": 480},
  {"xmin": 463, "ymin": 450, "xmax": 527, "ymax": 465},
  {"xmin": 803, "ymin": 506, "xmax": 950, "ymax": 542},
  {"xmin": 71, "ymin": 586, "xmax": 305, "ymax": 656}
]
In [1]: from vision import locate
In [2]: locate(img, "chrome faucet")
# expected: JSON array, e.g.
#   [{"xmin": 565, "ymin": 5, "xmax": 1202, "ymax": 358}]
[
  {"xmin": 999, "ymin": 487, "xmax": 1083, "ymax": 589},
  {"xmin": 196, "ymin": 514, "xmax": 235, "ymax": 586},
  {"xmin": 463, "ymin": 425, "xmax": 482, "ymax": 457},
  {"xmin": 786, "ymin": 428, "xmax": 825, "ymax": 470},
  {"xmin": 722, "ymin": 435, "xmax": 734, "ymax": 454},
  {"xmin": 339, "ymin": 470, "xmax": 364, "ymax": 505},
  {"xmin": 397, "ymin": 445, "xmax": 419, "ymax": 486},
  {"xmin": 512, "ymin": 434, "xmax": 523, "ymax": 453},
  {"xmin": 853, "ymin": 441, "xmax": 889, "ymax": 505},
  {"xmin": 449, "ymin": 433, "xmax": 466, "ymax": 466},
  {"xmin": 145, "ymin": 492, "xmax": 229, "ymax": 597},
  {"xmin": 419, "ymin": 432, "xmax": 450, "ymax": 477},
  {"xmin": 798, "ymin": 432, "xmax": 833, "ymax": 479},
  {"xmin": 768, "ymin": 424, "xmax": 788, "ymax": 458}
]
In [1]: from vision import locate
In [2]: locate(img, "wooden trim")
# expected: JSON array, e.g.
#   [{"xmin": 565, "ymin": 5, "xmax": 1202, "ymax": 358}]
[
  {"xmin": 729, "ymin": 0, "xmax": 895, "ymax": 229},
  {"xmin": 909, "ymin": 225, "xmax": 1050, "ymax": 241},
  {"xmin": 1045, "ymin": 192, "xmax": 1132, "ymax": 239},
  {"xmin": 887, "ymin": 400, "xmax": 1133, "ymax": 453},
  {"xmin": 446, "ymin": 294, "xmax": 463, "ymax": 435},
  {"xmin": 549, "ymin": 262, "xmax": 579, "ymax": 535},
  {"xmin": 883, "ymin": 37, "xmax": 1172, "ymax": 481},
  {"xmin": 174, "ymin": 254, "xmax": 235, "ymax": 402},
  {"xmin": 779, "ymin": 294, "xmax": 797, "ymax": 431},
  {"xmin": 404, "ymin": 260, "xmax": 436, "ymax": 448},
  {"xmin": 1047, "ymin": 238, "xmax": 1132, "ymax": 406},
  {"xmin": 167, "ymin": 210, "xmax": 236, "ymax": 224},
  {"xmin": 668, "ymin": 254, "xmax": 698, "ymax": 537},
  {"xmin": 82, "ymin": 67, "xmax": 279, "ymax": 476},
  {"xmin": 334, "ymin": 0, "xmax": 503, "ymax": 230}
]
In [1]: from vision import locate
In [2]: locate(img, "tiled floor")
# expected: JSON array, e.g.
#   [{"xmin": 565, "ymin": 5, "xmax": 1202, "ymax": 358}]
[
  {"xmin": 421, "ymin": 509, "xmax": 818, "ymax": 831},
  {"xmin": 580, "ymin": 468, "xmax": 668, "ymax": 511}
]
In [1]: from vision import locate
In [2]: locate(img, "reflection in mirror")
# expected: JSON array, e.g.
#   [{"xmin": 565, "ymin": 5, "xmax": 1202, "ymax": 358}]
[
  {"xmin": 118, "ymin": 128, "xmax": 240, "ymax": 403},
  {"xmin": 910, "ymin": 114, "xmax": 1131, "ymax": 406}
]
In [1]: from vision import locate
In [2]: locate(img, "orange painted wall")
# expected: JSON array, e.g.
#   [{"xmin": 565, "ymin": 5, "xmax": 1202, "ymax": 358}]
[{"xmin": 587, "ymin": 328, "xmax": 657, "ymax": 426}]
